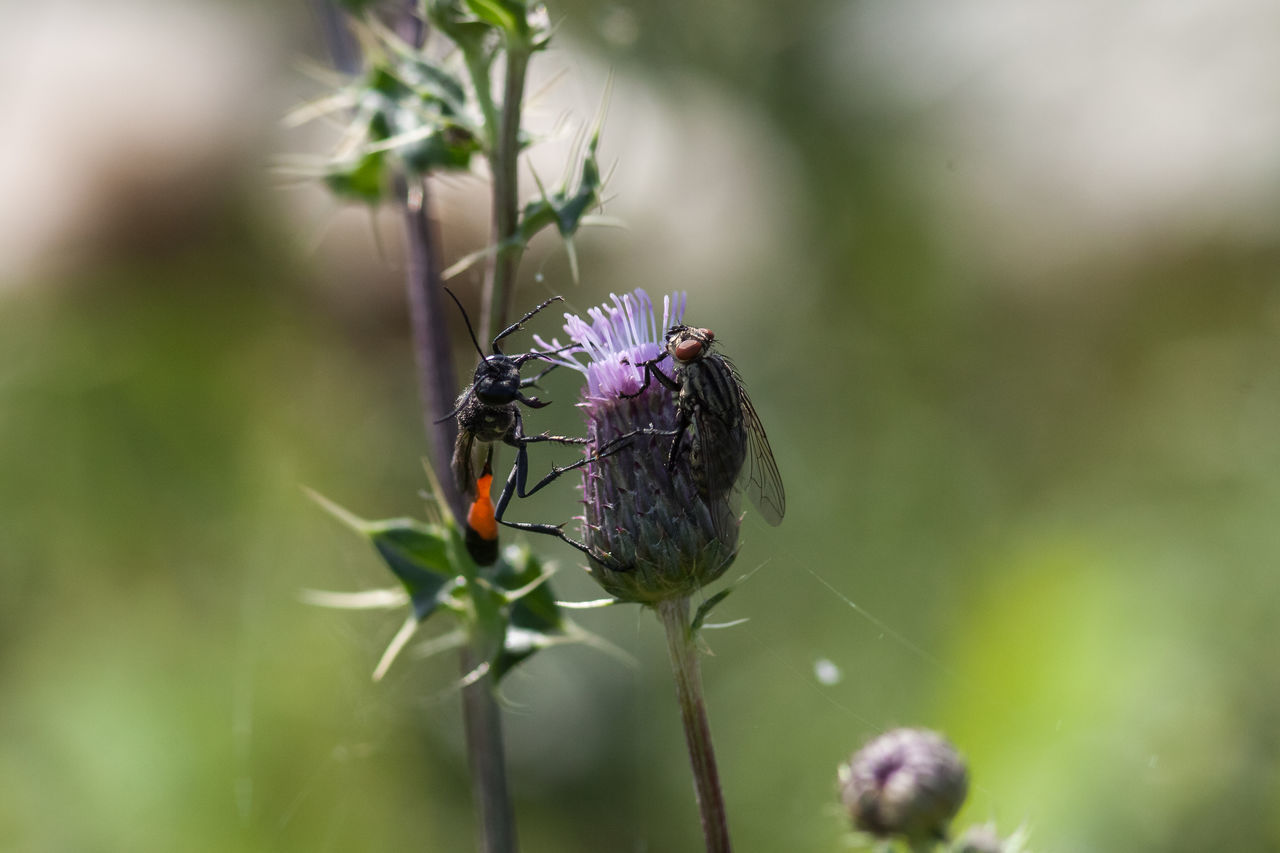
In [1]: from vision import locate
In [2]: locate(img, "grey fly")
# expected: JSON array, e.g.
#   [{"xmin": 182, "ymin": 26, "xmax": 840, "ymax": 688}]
[{"xmin": 625, "ymin": 324, "xmax": 785, "ymax": 526}]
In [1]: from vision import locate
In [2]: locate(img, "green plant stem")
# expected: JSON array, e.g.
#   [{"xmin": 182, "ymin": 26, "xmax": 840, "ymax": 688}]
[
  {"xmin": 453, "ymin": 20, "xmax": 535, "ymax": 853},
  {"xmin": 405, "ymin": 175, "xmax": 516, "ymax": 852},
  {"xmin": 458, "ymin": 644, "xmax": 518, "ymax": 853},
  {"xmin": 479, "ymin": 41, "xmax": 531, "ymax": 339},
  {"xmin": 390, "ymin": 9, "xmax": 517, "ymax": 852},
  {"xmin": 656, "ymin": 597, "xmax": 732, "ymax": 853},
  {"xmin": 318, "ymin": 4, "xmax": 521, "ymax": 851}
]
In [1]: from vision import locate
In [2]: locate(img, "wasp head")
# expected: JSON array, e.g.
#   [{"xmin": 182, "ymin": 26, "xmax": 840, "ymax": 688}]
[
  {"xmin": 471, "ymin": 355, "xmax": 523, "ymax": 405},
  {"xmin": 663, "ymin": 324, "xmax": 716, "ymax": 364}
]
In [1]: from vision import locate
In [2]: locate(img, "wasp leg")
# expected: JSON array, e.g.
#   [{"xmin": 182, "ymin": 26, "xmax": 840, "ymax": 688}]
[
  {"xmin": 509, "ymin": 427, "xmax": 674, "ymax": 498},
  {"xmin": 517, "ymin": 361, "xmax": 559, "ymax": 388},
  {"xmin": 491, "ymin": 440, "xmax": 628, "ymax": 570},
  {"xmin": 491, "ymin": 419, "xmax": 674, "ymax": 570},
  {"xmin": 491, "ymin": 295, "xmax": 564, "ymax": 354},
  {"xmin": 515, "ymin": 339, "xmax": 579, "ymax": 373}
]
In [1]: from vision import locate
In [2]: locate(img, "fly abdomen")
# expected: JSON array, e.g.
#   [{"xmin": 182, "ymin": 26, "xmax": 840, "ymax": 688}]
[
  {"xmin": 689, "ymin": 417, "xmax": 747, "ymax": 497},
  {"xmin": 682, "ymin": 358, "xmax": 748, "ymax": 498}
]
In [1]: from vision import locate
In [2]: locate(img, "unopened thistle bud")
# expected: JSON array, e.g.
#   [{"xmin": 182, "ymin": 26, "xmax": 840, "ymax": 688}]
[
  {"xmin": 838, "ymin": 728, "xmax": 969, "ymax": 846},
  {"xmin": 534, "ymin": 290, "xmax": 738, "ymax": 603}
]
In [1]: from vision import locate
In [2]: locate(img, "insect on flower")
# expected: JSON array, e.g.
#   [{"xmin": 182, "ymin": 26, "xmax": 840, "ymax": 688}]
[
  {"xmin": 531, "ymin": 291, "xmax": 757, "ymax": 601},
  {"xmin": 441, "ymin": 288, "xmax": 636, "ymax": 568},
  {"xmin": 624, "ymin": 324, "xmax": 786, "ymax": 526}
]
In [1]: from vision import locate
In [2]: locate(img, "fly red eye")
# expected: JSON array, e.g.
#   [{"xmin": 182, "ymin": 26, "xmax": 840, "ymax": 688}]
[
  {"xmin": 701, "ymin": 328, "xmax": 715, "ymax": 341},
  {"xmin": 674, "ymin": 339, "xmax": 703, "ymax": 361}
]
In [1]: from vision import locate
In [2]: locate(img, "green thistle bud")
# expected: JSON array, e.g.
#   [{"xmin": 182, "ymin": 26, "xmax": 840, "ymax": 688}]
[
  {"xmin": 533, "ymin": 290, "xmax": 738, "ymax": 603},
  {"xmin": 838, "ymin": 728, "xmax": 969, "ymax": 846}
]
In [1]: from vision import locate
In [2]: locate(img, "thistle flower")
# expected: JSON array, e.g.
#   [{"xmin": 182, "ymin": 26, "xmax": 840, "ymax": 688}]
[
  {"xmin": 838, "ymin": 728, "xmax": 969, "ymax": 847},
  {"xmin": 535, "ymin": 289, "xmax": 738, "ymax": 603}
]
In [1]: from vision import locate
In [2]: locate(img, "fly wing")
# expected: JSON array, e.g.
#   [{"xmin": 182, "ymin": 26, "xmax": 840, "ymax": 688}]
[
  {"xmin": 686, "ymin": 394, "xmax": 747, "ymax": 547},
  {"xmin": 686, "ymin": 357, "xmax": 748, "ymax": 501},
  {"xmin": 726, "ymin": 359, "xmax": 786, "ymax": 526}
]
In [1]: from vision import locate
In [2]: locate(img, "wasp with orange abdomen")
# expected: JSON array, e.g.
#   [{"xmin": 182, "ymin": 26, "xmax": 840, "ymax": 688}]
[{"xmin": 441, "ymin": 289, "xmax": 639, "ymax": 568}]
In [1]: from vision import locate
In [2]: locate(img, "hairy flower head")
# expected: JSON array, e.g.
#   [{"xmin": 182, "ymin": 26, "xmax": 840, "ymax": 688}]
[
  {"xmin": 535, "ymin": 289, "xmax": 738, "ymax": 603},
  {"xmin": 838, "ymin": 728, "xmax": 969, "ymax": 845}
]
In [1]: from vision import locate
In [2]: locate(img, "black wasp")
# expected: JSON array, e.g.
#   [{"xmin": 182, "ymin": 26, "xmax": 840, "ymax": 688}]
[
  {"xmin": 442, "ymin": 289, "xmax": 632, "ymax": 567},
  {"xmin": 625, "ymin": 324, "xmax": 786, "ymax": 526}
]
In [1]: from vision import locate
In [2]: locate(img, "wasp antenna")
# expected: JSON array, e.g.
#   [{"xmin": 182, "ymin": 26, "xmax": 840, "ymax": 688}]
[
  {"xmin": 444, "ymin": 287, "xmax": 489, "ymax": 360},
  {"xmin": 434, "ymin": 391, "xmax": 467, "ymax": 423}
]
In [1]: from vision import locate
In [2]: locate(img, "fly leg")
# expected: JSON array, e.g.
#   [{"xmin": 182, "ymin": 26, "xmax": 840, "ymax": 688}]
[
  {"xmin": 620, "ymin": 352, "xmax": 677, "ymax": 399},
  {"xmin": 664, "ymin": 405, "xmax": 692, "ymax": 475}
]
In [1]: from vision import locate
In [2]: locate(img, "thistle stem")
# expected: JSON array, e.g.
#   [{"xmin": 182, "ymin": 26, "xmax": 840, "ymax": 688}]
[
  {"xmin": 458, "ymin": 645, "xmax": 518, "ymax": 853},
  {"xmin": 454, "ymin": 23, "xmax": 534, "ymax": 853},
  {"xmin": 479, "ymin": 42, "xmax": 532, "ymax": 340},
  {"xmin": 317, "ymin": 3, "xmax": 522, "ymax": 851},
  {"xmin": 656, "ymin": 597, "xmax": 732, "ymax": 853},
  {"xmin": 391, "ymin": 8, "xmax": 516, "ymax": 852},
  {"xmin": 400, "ymin": 177, "xmax": 466, "ymax": 524},
  {"xmin": 403, "ymin": 176, "xmax": 517, "ymax": 853}
]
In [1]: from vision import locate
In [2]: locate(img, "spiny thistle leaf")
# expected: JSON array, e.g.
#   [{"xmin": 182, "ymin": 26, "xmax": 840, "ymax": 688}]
[
  {"xmin": 306, "ymin": 489, "xmax": 457, "ymax": 622},
  {"xmin": 399, "ymin": 57, "xmax": 469, "ymax": 115},
  {"xmin": 311, "ymin": 36, "xmax": 482, "ymax": 205},
  {"xmin": 489, "ymin": 545, "xmax": 566, "ymax": 681},
  {"xmin": 362, "ymin": 57, "xmax": 480, "ymax": 177},
  {"xmin": 425, "ymin": 1, "xmax": 496, "ymax": 55},
  {"xmin": 518, "ymin": 130, "xmax": 602, "ymax": 245},
  {"xmin": 464, "ymin": 0, "xmax": 527, "ymax": 35},
  {"xmin": 365, "ymin": 519, "xmax": 456, "ymax": 621},
  {"xmin": 324, "ymin": 150, "xmax": 387, "ymax": 202}
]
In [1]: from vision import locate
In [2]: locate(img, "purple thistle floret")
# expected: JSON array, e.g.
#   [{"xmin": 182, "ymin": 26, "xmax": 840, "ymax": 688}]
[{"xmin": 534, "ymin": 289, "xmax": 738, "ymax": 603}]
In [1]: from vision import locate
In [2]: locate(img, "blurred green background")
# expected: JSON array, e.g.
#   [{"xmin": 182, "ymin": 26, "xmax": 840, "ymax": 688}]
[{"xmin": 3, "ymin": 1, "xmax": 1279, "ymax": 851}]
